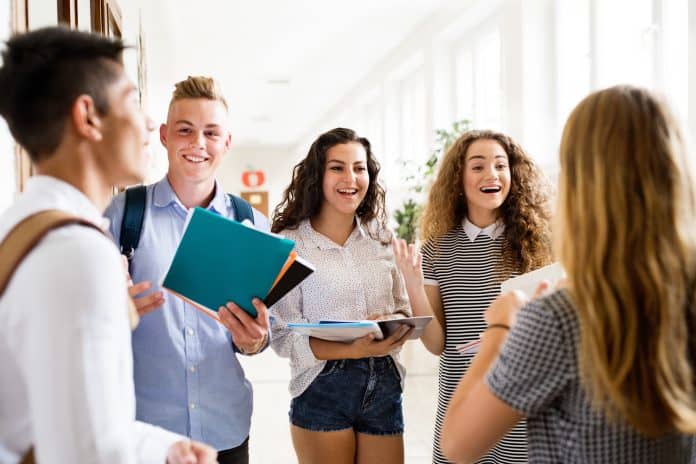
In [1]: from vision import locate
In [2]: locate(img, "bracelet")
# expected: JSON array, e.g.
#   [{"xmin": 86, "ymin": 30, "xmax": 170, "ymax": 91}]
[{"xmin": 485, "ymin": 323, "xmax": 511, "ymax": 332}]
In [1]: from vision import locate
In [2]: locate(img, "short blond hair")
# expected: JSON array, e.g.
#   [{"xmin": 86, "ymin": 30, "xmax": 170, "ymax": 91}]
[{"xmin": 169, "ymin": 75, "xmax": 228, "ymax": 110}]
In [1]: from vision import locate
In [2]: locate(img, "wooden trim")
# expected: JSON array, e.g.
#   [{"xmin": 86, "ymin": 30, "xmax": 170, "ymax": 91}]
[
  {"xmin": 11, "ymin": 0, "xmax": 31, "ymax": 192},
  {"xmin": 58, "ymin": 0, "xmax": 79, "ymax": 28},
  {"xmin": 11, "ymin": 0, "xmax": 28, "ymax": 33},
  {"xmin": 91, "ymin": 0, "xmax": 122, "ymax": 37}
]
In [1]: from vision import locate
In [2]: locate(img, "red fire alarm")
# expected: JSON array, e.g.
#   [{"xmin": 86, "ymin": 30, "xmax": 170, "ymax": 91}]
[{"xmin": 241, "ymin": 166, "xmax": 266, "ymax": 188}]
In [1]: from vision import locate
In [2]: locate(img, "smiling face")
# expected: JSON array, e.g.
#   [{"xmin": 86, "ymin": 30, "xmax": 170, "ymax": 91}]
[
  {"xmin": 462, "ymin": 138, "xmax": 511, "ymax": 226},
  {"xmin": 160, "ymin": 97, "xmax": 231, "ymax": 188},
  {"xmin": 320, "ymin": 142, "xmax": 370, "ymax": 219}
]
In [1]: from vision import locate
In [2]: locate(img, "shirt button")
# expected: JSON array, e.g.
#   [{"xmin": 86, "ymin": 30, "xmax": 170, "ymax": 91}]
[
  {"xmin": 189, "ymin": 403, "xmax": 196, "ymax": 409},
  {"xmin": 187, "ymin": 328, "xmax": 194, "ymax": 336},
  {"xmin": 189, "ymin": 365, "xmax": 196, "ymax": 373}
]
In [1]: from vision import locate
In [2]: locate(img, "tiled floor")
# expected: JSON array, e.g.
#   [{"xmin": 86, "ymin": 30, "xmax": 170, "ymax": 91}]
[{"xmin": 239, "ymin": 341, "xmax": 440, "ymax": 463}]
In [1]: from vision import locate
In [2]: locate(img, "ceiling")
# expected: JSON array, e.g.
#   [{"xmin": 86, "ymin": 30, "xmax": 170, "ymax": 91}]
[{"xmin": 140, "ymin": 0, "xmax": 461, "ymax": 149}]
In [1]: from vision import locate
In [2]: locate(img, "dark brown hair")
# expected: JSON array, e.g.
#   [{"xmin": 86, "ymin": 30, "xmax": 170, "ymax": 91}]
[
  {"xmin": 272, "ymin": 127, "xmax": 388, "ymax": 242},
  {"xmin": 0, "ymin": 26, "xmax": 126, "ymax": 161}
]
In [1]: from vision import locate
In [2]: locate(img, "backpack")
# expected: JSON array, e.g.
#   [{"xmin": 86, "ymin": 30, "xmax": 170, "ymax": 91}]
[{"xmin": 119, "ymin": 185, "xmax": 255, "ymax": 264}]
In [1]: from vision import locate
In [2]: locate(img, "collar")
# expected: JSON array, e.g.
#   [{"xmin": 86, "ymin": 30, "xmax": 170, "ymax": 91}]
[
  {"xmin": 301, "ymin": 216, "xmax": 366, "ymax": 250},
  {"xmin": 152, "ymin": 176, "xmax": 227, "ymax": 214},
  {"xmin": 24, "ymin": 175, "xmax": 109, "ymax": 229},
  {"xmin": 462, "ymin": 218, "xmax": 505, "ymax": 242}
]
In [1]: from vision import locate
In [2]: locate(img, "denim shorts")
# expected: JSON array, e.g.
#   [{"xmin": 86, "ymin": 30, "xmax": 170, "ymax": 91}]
[{"xmin": 289, "ymin": 356, "xmax": 404, "ymax": 435}]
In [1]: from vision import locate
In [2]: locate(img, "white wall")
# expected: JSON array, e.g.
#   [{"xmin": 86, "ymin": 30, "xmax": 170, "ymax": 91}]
[{"xmin": 217, "ymin": 145, "xmax": 302, "ymax": 220}]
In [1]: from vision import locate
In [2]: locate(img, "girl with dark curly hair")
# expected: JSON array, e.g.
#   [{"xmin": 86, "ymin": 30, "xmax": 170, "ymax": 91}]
[
  {"xmin": 393, "ymin": 129, "xmax": 553, "ymax": 463},
  {"xmin": 270, "ymin": 127, "xmax": 414, "ymax": 464}
]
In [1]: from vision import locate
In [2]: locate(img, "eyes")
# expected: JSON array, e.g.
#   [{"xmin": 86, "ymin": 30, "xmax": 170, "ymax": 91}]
[
  {"xmin": 470, "ymin": 162, "xmax": 508, "ymax": 172},
  {"xmin": 176, "ymin": 127, "xmax": 222, "ymax": 139},
  {"xmin": 328, "ymin": 165, "xmax": 368, "ymax": 173}
]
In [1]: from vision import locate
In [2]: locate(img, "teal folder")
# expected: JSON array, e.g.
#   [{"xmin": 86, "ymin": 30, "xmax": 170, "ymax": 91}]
[{"xmin": 161, "ymin": 207, "xmax": 295, "ymax": 317}]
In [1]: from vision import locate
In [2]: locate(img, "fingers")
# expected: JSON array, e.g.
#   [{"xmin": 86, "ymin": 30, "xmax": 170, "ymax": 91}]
[
  {"xmin": 219, "ymin": 300, "xmax": 269, "ymax": 353},
  {"xmin": 129, "ymin": 280, "xmax": 165, "ymax": 316},
  {"xmin": 128, "ymin": 280, "xmax": 151, "ymax": 297},
  {"xmin": 167, "ymin": 440, "xmax": 197, "ymax": 464},
  {"xmin": 532, "ymin": 280, "xmax": 551, "ymax": 299},
  {"xmin": 190, "ymin": 441, "xmax": 217, "ymax": 463},
  {"xmin": 133, "ymin": 291, "xmax": 165, "ymax": 316}
]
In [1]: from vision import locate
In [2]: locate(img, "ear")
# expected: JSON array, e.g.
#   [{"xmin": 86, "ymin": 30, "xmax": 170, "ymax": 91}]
[
  {"xmin": 159, "ymin": 123, "xmax": 168, "ymax": 148},
  {"xmin": 71, "ymin": 95, "xmax": 103, "ymax": 141},
  {"xmin": 224, "ymin": 131, "xmax": 232, "ymax": 152}
]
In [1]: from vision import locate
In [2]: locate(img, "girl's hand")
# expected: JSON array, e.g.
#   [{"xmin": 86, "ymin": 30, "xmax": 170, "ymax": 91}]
[
  {"xmin": 484, "ymin": 290, "xmax": 528, "ymax": 328},
  {"xmin": 350, "ymin": 325, "xmax": 413, "ymax": 358},
  {"xmin": 392, "ymin": 238, "xmax": 423, "ymax": 287}
]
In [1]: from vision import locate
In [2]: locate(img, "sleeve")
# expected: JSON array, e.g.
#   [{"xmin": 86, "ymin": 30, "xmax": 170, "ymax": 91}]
[
  {"xmin": 269, "ymin": 284, "xmax": 322, "ymax": 372},
  {"xmin": 103, "ymin": 191, "xmax": 127, "ymax": 245},
  {"xmin": 485, "ymin": 294, "xmax": 574, "ymax": 416},
  {"xmin": 388, "ymin": 245, "xmax": 412, "ymax": 317},
  {"xmin": 420, "ymin": 239, "xmax": 439, "ymax": 287},
  {"xmin": 252, "ymin": 208, "xmax": 270, "ymax": 232},
  {"xmin": 21, "ymin": 229, "xmax": 184, "ymax": 464}
]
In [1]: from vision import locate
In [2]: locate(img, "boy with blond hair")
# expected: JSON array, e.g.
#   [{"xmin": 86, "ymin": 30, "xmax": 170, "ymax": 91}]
[{"xmin": 105, "ymin": 76, "xmax": 270, "ymax": 464}]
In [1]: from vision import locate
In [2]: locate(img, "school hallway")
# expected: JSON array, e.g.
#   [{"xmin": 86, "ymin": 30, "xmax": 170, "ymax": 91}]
[{"xmin": 240, "ymin": 342, "xmax": 439, "ymax": 463}]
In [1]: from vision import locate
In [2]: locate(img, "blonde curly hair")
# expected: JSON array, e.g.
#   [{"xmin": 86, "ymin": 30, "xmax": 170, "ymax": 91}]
[{"xmin": 419, "ymin": 129, "xmax": 553, "ymax": 273}]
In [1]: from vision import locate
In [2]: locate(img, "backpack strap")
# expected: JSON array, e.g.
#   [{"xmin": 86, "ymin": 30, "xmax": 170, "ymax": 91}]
[
  {"xmin": 0, "ymin": 210, "xmax": 103, "ymax": 296},
  {"xmin": 120, "ymin": 185, "xmax": 147, "ymax": 262},
  {"xmin": 0, "ymin": 210, "xmax": 139, "ymax": 464},
  {"xmin": 228, "ymin": 193, "xmax": 254, "ymax": 224}
]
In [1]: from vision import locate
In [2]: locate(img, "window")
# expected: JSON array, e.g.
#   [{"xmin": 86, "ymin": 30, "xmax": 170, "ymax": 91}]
[{"xmin": 453, "ymin": 27, "xmax": 502, "ymax": 130}]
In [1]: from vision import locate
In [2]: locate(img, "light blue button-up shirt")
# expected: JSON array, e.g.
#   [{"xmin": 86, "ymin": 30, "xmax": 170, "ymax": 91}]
[{"xmin": 104, "ymin": 177, "xmax": 269, "ymax": 450}]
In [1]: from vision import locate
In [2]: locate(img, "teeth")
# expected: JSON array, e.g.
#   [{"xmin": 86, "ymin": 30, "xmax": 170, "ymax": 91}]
[
  {"xmin": 338, "ymin": 189, "xmax": 357, "ymax": 194},
  {"xmin": 183, "ymin": 155, "xmax": 208, "ymax": 163},
  {"xmin": 481, "ymin": 186, "xmax": 501, "ymax": 193}
]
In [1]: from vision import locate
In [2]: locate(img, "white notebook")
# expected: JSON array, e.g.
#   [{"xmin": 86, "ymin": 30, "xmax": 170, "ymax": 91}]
[{"xmin": 500, "ymin": 262, "xmax": 565, "ymax": 297}]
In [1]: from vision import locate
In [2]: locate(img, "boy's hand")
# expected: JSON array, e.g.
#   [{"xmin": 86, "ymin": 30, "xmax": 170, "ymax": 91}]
[
  {"xmin": 218, "ymin": 298, "xmax": 270, "ymax": 355},
  {"xmin": 122, "ymin": 255, "xmax": 164, "ymax": 316},
  {"xmin": 166, "ymin": 439, "xmax": 217, "ymax": 464}
]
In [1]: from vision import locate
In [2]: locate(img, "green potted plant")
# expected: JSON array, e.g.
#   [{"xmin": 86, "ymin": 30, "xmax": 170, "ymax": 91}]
[{"xmin": 393, "ymin": 119, "xmax": 471, "ymax": 243}]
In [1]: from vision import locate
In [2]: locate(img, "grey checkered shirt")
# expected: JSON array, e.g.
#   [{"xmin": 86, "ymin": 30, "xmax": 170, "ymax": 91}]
[{"xmin": 486, "ymin": 289, "xmax": 696, "ymax": 463}]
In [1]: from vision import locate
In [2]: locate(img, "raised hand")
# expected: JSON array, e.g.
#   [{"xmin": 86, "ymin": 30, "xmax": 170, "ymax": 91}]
[{"xmin": 391, "ymin": 237, "xmax": 423, "ymax": 287}]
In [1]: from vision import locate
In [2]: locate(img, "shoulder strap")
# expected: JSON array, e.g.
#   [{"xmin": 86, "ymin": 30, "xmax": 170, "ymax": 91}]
[
  {"xmin": 228, "ymin": 194, "xmax": 254, "ymax": 224},
  {"xmin": 120, "ymin": 185, "xmax": 147, "ymax": 261},
  {"xmin": 0, "ymin": 210, "xmax": 102, "ymax": 296}
]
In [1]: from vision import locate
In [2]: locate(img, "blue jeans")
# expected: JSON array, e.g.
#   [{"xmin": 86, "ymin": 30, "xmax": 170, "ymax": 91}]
[{"xmin": 290, "ymin": 356, "xmax": 404, "ymax": 435}]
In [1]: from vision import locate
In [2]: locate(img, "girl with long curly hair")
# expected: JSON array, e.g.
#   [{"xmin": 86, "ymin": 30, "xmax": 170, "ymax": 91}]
[
  {"xmin": 393, "ymin": 129, "xmax": 553, "ymax": 463},
  {"xmin": 440, "ymin": 86, "xmax": 696, "ymax": 462},
  {"xmin": 270, "ymin": 127, "xmax": 414, "ymax": 464}
]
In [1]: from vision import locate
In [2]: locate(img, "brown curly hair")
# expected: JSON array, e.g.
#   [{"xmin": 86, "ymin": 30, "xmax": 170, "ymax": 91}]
[
  {"xmin": 419, "ymin": 129, "xmax": 553, "ymax": 273},
  {"xmin": 271, "ymin": 127, "xmax": 389, "ymax": 243}
]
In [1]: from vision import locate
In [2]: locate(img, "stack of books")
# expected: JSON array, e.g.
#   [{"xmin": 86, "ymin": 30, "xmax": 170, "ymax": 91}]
[{"xmin": 161, "ymin": 207, "xmax": 314, "ymax": 318}]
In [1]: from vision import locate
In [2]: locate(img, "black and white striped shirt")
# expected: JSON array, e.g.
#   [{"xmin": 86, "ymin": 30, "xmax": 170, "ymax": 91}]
[
  {"xmin": 487, "ymin": 289, "xmax": 696, "ymax": 463},
  {"xmin": 423, "ymin": 220, "xmax": 527, "ymax": 463}
]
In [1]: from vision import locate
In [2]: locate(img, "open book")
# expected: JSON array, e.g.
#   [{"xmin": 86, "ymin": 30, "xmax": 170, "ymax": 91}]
[
  {"xmin": 455, "ymin": 262, "xmax": 565, "ymax": 355},
  {"xmin": 288, "ymin": 315, "xmax": 433, "ymax": 342}
]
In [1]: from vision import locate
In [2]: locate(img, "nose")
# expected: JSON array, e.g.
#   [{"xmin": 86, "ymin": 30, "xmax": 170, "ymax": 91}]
[
  {"xmin": 188, "ymin": 130, "xmax": 206, "ymax": 150},
  {"xmin": 484, "ymin": 164, "xmax": 499, "ymax": 179}
]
